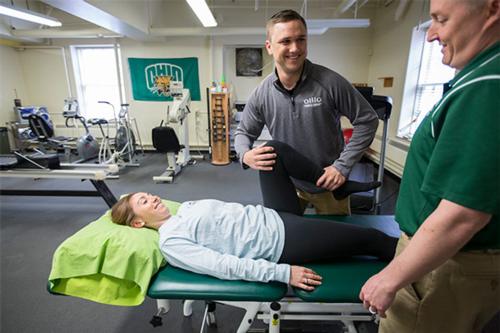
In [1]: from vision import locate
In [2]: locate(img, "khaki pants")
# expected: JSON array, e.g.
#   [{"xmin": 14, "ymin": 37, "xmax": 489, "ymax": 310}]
[
  {"xmin": 379, "ymin": 235, "xmax": 500, "ymax": 333},
  {"xmin": 296, "ymin": 189, "xmax": 350, "ymax": 215}
]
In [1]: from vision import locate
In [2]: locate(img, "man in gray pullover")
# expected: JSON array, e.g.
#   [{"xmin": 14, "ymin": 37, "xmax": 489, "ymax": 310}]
[{"xmin": 234, "ymin": 9, "xmax": 379, "ymax": 215}]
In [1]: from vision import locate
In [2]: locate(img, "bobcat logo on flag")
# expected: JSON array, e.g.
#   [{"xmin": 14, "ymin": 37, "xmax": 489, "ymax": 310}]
[
  {"xmin": 153, "ymin": 75, "xmax": 172, "ymax": 96},
  {"xmin": 145, "ymin": 63, "xmax": 184, "ymax": 97}
]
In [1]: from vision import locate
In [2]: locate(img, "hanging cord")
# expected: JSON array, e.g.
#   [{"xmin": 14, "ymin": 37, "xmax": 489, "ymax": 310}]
[
  {"xmin": 147, "ymin": 0, "xmax": 152, "ymax": 31},
  {"xmin": 248, "ymin": 59, "xmax": 274, "ymax": 74}
]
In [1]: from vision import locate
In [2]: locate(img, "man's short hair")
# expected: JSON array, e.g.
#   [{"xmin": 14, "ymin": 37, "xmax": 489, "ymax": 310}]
[{"xmin": 266, "ymin": 9, "xmax": 307, "ymax": 40}]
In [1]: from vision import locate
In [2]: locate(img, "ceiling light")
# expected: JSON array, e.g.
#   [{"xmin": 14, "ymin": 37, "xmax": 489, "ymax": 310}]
[
  {"xmin": 0, "ymin": 3, "xmax": 62, "ymax": 27},
  {"xmin": 186, "ymin": 0, "xmax": 217, "ymax": 27},
  {"xmin": 306, "ymin": 19, "xmax": 370, "ymax": 29},
  {"xmin": 308, "ymin": 28, "xmax": 329, "ymax": 35}
]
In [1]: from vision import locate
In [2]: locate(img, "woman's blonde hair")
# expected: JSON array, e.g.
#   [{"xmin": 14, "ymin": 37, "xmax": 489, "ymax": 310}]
[{"xmin": 111, "ymin": 193, "xmax": 137, "ymax": 226}]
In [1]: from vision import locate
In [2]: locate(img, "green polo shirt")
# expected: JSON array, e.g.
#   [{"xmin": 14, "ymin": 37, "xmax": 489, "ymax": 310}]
[{"xmin": 395, "ymin": 42, "xmax": 500, "ymax": 250}]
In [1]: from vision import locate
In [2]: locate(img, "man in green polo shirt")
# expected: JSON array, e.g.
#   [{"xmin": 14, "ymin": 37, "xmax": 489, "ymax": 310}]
[{"xmin": 359, "ymin": 0, "xmax": 500, "ymax": 332}]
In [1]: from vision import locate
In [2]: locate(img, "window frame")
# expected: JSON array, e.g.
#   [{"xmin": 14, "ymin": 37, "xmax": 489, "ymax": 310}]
[
  {"xmin": 70, "ymin": 44, "xmax": 125, "ymax": 120},
  {"xmin": 398, "ymin": 20, "xmax": 455, "ymax": 140}
]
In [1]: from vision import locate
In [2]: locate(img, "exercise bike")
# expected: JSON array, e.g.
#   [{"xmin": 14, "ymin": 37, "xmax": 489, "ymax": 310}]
[{"xmin": 62, "ymin": 98, "xmax": 99, "ymax": 163}]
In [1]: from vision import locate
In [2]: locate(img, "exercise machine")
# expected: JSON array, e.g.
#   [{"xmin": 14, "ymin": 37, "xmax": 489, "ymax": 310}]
[
  {"xmin": 12, "ymin": 105, "xmax": 83, "ymax": 165},
  {"xmin": 349, "ymin": 88, "xmax": 393, "ymax": 215},
  {"xmin": 152, "ymin": 88, "xmax": 192, "ymax": 183},
  {"xmin": 115, "ymin": 103, "xmax": 136, "ymax": 163},
  {"xmin": 62, "ymin": 98, "xmax": 99, "ymax": 163},
  {"xmin": 17, "ymin": 106, "xmax": 64, "ymax": 149},
  {"xmin": 95, "ymin": 101, "xmax": 144, "ymax": 167},
  {"xmin": 0, "ymin": 161, "xmax": 118, "ymax": 208}
]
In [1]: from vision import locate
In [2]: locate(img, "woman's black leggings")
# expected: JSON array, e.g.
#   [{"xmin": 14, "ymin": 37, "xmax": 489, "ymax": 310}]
[{"xmin": 258, "ymin": 140, "xmax": 397, "ymax": 263}]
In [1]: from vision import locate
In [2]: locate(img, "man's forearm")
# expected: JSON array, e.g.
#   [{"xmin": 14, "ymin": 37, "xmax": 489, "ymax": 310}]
[
  {"xmin": 234, "ymin": 134, "xmax": 252, "ymax": 165},
  {"xmin": 383, "ymin": 199, "xmax": 491, "ymax": 291},
  {"xmin": 334, "ymin": 117, "xmax": 378, "ymax": 176}
]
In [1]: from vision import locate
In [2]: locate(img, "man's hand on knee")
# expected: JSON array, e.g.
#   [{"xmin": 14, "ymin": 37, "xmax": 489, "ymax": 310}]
[{"xmin": 243, "ymin": 145, "xmax": 277, "ymax": 171}]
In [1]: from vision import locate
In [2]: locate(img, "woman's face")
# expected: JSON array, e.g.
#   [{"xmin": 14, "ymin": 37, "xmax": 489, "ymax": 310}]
[{"xmin": 129, "ymin": 192, "xmax": 171, "ymax": 225}]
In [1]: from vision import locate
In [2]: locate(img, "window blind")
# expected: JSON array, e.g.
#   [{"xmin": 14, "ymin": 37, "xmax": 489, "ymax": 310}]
[{"xmin": 408, "ymin": 40, "xmax": 455, "ymax": 138}]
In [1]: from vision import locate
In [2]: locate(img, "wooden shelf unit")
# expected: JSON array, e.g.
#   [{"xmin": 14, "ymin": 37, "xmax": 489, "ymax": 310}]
[{"xmin": 209, "ymin": 92, "xmax": 230, "ymax": 165}]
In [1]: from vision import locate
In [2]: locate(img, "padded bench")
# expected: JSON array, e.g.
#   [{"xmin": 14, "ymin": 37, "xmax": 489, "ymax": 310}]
[{"xmin": 147, "ymin": 214, "xmax": 400, "ymax": 333}]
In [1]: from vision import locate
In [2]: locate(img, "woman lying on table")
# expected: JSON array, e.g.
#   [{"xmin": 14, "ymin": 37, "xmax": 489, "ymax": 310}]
[{"xmin": 111, "ymin": 140, "xmax": 397, "ymax": 291}]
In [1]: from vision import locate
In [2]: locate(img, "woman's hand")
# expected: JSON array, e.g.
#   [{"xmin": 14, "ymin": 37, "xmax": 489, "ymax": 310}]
[{"xmin": 289, "ymin": 266, "xmax": 322, "ymax": 291}]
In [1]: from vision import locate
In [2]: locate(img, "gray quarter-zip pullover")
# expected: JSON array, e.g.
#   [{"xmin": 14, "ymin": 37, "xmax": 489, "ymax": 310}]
[{"xmin": 234, "ymin": 59, "xmax": 378, "ymax": 193}]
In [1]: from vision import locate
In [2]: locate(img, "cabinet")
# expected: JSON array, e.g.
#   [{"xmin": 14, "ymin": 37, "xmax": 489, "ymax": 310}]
[{"xmin": 209, "ymin": 93, "xmax": 230, "ymax": 165}]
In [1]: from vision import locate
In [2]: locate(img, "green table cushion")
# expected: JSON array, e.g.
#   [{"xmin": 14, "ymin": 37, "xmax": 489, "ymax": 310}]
[
  {"xmin": 291, "ymin": 215, "xmax": 398, "ymax": 302},
  {"xmin": 148, "ymin": 215, "xmax": 399, "ymax": 304},
  {"xmin": 148, "ymin": 266, "xmax": 287, "ymax": 302},
  {"xmin": 48, "ymin": 199, "xmax": 181, "ymax": 306},
  {"xmin": 292, "ymin": 259, "xmax": 386, "ymax": 302}
]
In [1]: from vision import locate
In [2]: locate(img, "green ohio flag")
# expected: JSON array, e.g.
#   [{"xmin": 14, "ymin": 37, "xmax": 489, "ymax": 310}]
[{"xmin": 128, "ymin": 57, "xmax": 201, "ymax": 101}]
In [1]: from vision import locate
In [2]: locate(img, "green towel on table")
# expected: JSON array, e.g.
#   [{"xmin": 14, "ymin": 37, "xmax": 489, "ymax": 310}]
[{"xmin": 48, "ymin": 200, "xmax": 180, "ymax": 306}]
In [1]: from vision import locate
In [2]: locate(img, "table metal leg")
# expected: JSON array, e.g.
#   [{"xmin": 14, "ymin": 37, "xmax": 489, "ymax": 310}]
[{"xmin": 89, "ymin": 179, "xmax": 117, "ymax": 207}]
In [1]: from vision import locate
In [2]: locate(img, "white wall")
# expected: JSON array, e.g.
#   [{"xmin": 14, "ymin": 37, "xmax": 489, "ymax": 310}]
[
  {"xmin": 308, "ymin": 28, "xmax": 374, "ymax": 130},
  {"xmin": 365, "ymin": 0, "xmax": 426, "ymax": 176},
  {"xmin": 0, "ymin": 44, "xmax": 27, "ymax": 125},
  {"xmin": 308, "ymin": 28, "xmax": 373, "ymax": 84},
  {"xmin": 18, "ymin": 47, "xmax": 70, "ymax": 119}
]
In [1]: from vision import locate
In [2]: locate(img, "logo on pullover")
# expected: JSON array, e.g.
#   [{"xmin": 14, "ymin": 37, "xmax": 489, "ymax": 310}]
[{"xmin": 303, "ymin": 96, "xmax": 322, "ymax": 108}]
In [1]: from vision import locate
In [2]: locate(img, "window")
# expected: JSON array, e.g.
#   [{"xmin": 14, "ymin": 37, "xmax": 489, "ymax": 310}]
[
  {"xmin": 71, "ymin": 45, "xmax": 124, "ymax": 120},
  {"xmin": 398, "ymin": 22, "xmax": 455, "ymax": 139}
]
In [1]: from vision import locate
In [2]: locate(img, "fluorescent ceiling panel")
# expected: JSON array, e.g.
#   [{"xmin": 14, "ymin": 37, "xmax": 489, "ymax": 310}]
[
  {"xmin": 186, "ymin": 0, "xmax": 217, "ymax": 27},
  {"xmin": 0, "ymin": 3, "xmax": 61, "ymax": 27},
  {"xmin": 306, "ymin": 19, "xmax": 370, "ymax": 29}
]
